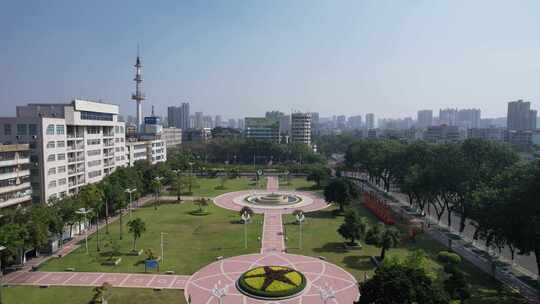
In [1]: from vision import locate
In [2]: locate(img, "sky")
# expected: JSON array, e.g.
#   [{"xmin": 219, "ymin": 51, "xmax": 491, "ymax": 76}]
[{"xmin": 1, "ymin": 0, "xmax": 540, "ymax": 120}]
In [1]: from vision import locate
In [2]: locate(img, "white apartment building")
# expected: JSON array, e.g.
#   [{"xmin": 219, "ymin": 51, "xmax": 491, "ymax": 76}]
[
  {"xmin": 0, "ymin": 100, "xmax": 127, "ymax": 203},
  {"xmin": 0, "ymin": 144, "xmax": 32, "ymax": 209},
  {"xmin": 291, "ymin": 112, "xmax": 312, "ymax": 145},
  {"xmin": 125, "ymin": 139, "xmax": 167, "ymax": 167},
  {"xmin": 162, "ymin": 127, "xmax": 182, "ymax": 147}
]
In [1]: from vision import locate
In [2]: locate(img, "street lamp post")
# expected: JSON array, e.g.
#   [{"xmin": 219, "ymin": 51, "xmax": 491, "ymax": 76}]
[
  {"xmin": 172, "ymin": 169, "xmax": 181, "ymax": 201},
  {"xmin": 296, "ymin": 211, "xmax": 305, "ymax": 250},
  {"xmin": 154, "ymin": 176, "xmax": 163, "ymax": 210},
  {"xmin": 241, "ymin": 212, "xmax": 251, "ymax": 249},
  {"xmin": 188, "ymin": 162, "xmax": 194, "ymax": 194},
  {"xmin": 125, "ymin": 188, "xmax": 137, "ymax": 218},
  {"xmin": 160, "ymin": 232, "xmax": 168, "ymax": 263},
  {"xmin": 75, "ymin": 208, "xmax": 92, "ymax": 255},
  {"xmin": 0, "ymin": 245, "xmax": 6, "ymax": 304}
]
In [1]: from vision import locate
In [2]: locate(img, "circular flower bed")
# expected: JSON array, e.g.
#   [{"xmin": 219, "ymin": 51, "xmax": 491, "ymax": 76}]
[{"xmin": 237, "ymin": 266, "xmax": 307, "ymax": 300}]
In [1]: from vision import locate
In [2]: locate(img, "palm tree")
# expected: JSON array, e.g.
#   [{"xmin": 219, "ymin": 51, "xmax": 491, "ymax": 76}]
[
  {"xmin": 151, "ymin": 178, "xmax": 162, "ymax": 210},
  {"xmin": 379, "ymin": 226, "xmax": 401, "ymax": 260},
  {"xmin": 195, "ymin": 198, "xmax": 209, "ymax": 212},
  {"xmin": 127, "ymin": 218, "xmax": 146, "ymax": 251}
]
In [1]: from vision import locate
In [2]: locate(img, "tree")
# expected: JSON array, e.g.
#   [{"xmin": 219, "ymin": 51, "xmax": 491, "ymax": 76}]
[
  {"xmin": 170, "ymin": 174, "xmax": 186, "ymax": 201},
  {"xmin": 79, "ymin": 184, "xmax": 105, "ymax": 252},
  {"xmin": 195, "ymin": 198, "xmax": 209, "ymax": 212},
  {"xmin": 444, "ymin": 267, "xmax": 471, "ymax": 303},
  {"xmin": 365, "ymin": 224, "xmax": 400, "ymax": 261},
  {"xmin": 306, "ymin": 164, "xmax": 330, "ymax": 189},
  {"xmin": 240, "ymin": 206, "xmax": 254, "ymax": 218},
  {"xmin": 323, "ymin": 178, "xmax": 359, "ymax": 213},
  {"xmin": 91, "ymin": 282, "xmax": 112, "ymax": 304},
  {"xmin": 357, "ymin": 264, "xmax": 450, "ymax": 304},
  {"xmin": 337, "ymin": 210, "xmax": 368, "ymax": 246},
  {"xmin": 127, "ymin": 218, "xmax": 146, "ymax": 251}
]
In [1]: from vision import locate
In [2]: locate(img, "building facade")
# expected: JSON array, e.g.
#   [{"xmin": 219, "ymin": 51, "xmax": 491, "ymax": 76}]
[
  {"xmin": 365, "ymin": 113, "xmax": 375, "ymax": 129},
  {"xmin": 126, "ymin": 139, "xmax": 167, "ymax": 167},
  {"xmin": 0, "ymin": 144, "xmax": 32, "ymax": 209},
  {"xmin": 291, "ymin": 112, "xmax": 311, "ymax": 145},
  {"xmin": 507, "ymin": 100, "xmax": 537, "ymax": 131},
  {"xmin": 162, "ymin": 127, "xmax": 182, "ymax": 147},
  {"xmin": 417, "ymin": 110, "xmax": 433, "ymax": 128},
  {"xmin": 0, "ymin": 100, "xmax": 127, "ymax": 203},
  {"xmin": 167, "ymin": 102, "xmax": 190, "ymax": 130},
  {"xmin": 424, "ymin": 125, "xmax": 461, "ymax": 143},
  {"xmin": 244, "ymin": 117, "xmax": 279, "ymax": 142}
]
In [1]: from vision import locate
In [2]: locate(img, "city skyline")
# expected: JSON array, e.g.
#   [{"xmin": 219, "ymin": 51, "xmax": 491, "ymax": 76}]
[{"xmin": 2, "ymin": 1, "xmax": 540, "ymax": 119}]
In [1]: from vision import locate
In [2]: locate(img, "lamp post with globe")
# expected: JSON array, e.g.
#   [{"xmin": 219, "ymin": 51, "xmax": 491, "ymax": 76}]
[{"xmin": 241, "ymin": 211, "xmax": 251, "ymax": 249}]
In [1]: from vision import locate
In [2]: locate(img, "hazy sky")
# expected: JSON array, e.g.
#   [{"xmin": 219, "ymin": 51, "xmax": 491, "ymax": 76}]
[{"xmin": 1, "ymin": 0, "xmax": 540, "ymax": 119}]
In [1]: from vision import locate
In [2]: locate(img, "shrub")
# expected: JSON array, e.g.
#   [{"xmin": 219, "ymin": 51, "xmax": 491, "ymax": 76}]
[{"xmin": 437, "ymin": 251, "xmax": 461, "ymax": 266}]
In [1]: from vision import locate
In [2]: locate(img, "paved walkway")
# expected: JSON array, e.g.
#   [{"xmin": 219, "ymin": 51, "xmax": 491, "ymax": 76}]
[{"xmin": 5, "ymin": 271, "xmax": 189, "ymax": 289}]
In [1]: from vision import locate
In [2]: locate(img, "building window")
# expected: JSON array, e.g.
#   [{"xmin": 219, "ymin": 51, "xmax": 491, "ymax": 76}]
[
  {"xmin": 57, "ymin": 166, "xmax": 66, "ymax": 173},
  {"xmin": 58, "ymin": 178, "xmax": 67, "ymax": 186},
  {"xmin": 47, "ymin": 154, "xmax": 56, "ymax": 161},
  {"xmin": 87, "ymin": 139, "xmax": 101, "ymax": 145},
  {"xmin": 81, "ymin": 111, "xmax": 113, "ymax": 121},
  {"xmin": 29, "ymin": 124, "xmax": 37, "ymax": 135},
  {"xmin": 48, "ymin": 180, "xmax": 57, "ymax": 188},
  {"xmin": 17, "ymin": 124, "xmax": 27, "ymax": 135},
  {"xmin": 3, "ymin": 124, "xmax": 11, "ymax": 135},
  {"xmin": 87, "ymin": 149, "xmax": 101, "ymax": 156},
  {"xmin": 57, "ymin": 141, "xmax": 65, "ymax": 148},
  {"xmin": 47, "ymin": 141, "xmax": 55, "ymax": 149},
  {"xmin": 56, "ymin": 125, "xmax": 65, "ymax": 135},
  {"xmin": 88, "ymin": 170, "xmax": 102, "ymax": 178},
  {"xmin": 88, "ymin": 159, "xmax": 101, "ymax": 167},
  {"xmin": 46, "ymin": 124, "xmax": 55, "ymax": 135},
  {"xmin": 57, "ymin": 153, "xmax": 66, "ymax": 161},
  {"xmin": 48, "ymin": 167, "xmax": 56, "ymax": 175},
  {"xmin": 87, "ymin": 126, "xmax": 100, "ymax": 134}
]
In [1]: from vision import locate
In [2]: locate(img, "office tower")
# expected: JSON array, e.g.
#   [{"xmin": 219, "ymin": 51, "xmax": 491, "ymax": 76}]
[
  {"xmin": 1, "ymin": 100, "xmax": 127, "ymax": 203},
  {"xmin": 417, "ymin": 110, "xmax": 433, "ymax": 128},
  {"xmin": 336, "ymin": 115, "xmax": 347, "ymax": 129},
  {"xmin": 265, "ymin": 111, "xmax": 285, "ymax": 121},
  {"xmin": 244, "ymin": 117, "xmax": 279, "ymax": 142},
  {"xmin": 291, "ymin": 112, "xmax": 312, "ymax": 145},
  {"xmin": 348, "ymin": 115, "xmax": 363, "ymax": 130},
  {"xmin": 237, "ymin": 118, "xmax": 244, "ymax": 130},
  {"xmin": 457, "ymin": 109, "xmax": 481, "ymax": 128},
  {"xmin": 365, "ymin": 113, "xmax": 375, "ymax": 129},
  {"xmin": 439, "ymin": 108, "xmax": 458, "ymax": 126},
  {"xmin": 203, "ymin": 115, "xmax": 214, "ymax": 129},
  {"xmin": 310, "ymin": 112, "xmax": 320, "ymax": 136},
  {"xmin": 507, "ymin": 99, "xmax": 537, "ymax": 131}
]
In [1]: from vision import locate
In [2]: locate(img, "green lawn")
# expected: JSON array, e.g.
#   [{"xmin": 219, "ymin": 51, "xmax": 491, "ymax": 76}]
[
  {"xmin": 166, "ymin": 177, "xmax": 266, "ymax": 197},
  {"xmin": 283, "ymin": 204, "xmax": 526, "ymax": 304},
  {"xmin": 40, "ymin": 202, "xmax": 263, "ymax": 275},
  {"xmin": 277, "ymin": 177, "xmax": 317, "ymax": 191},
  {"xmin": 3, "ymin": 286, "xmax": 185, "ymax": 304}
]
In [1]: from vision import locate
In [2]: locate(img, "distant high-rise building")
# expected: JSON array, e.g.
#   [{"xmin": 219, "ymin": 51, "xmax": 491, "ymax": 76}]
[
  {"xmin": 167, "ymin": 102, "xmax": 190, "ymax": 130},
  {"xmin": 365, "ymin": 113, "xmax": 375, "ymax": 129},
  {"xmin": 291, "ymin": 112, "xmax": 311, "ymax": 145},
  {"xmin": 228, "ymin": 118, "xmax": 237, "ymax": 129},
  {"xmin": 188, "ymin": 115, "xmax": 195, "ymax": 129},
  {"xmin": 336, "ymin": 115, "xmax": 347, "ymax": 129},
  {"xmin": 507, "ymin": 100, "xmax": 537, "ymax": 131},
  {"xmin": 310, "ymin": 112, "xmax": 320, "ymax": 135},
  {"xmin": 348, "ymin": 115, "xmax": 363, "ymax": 130},
  {"xmin": 237, "ymin": 118, "xmax": 244, "ymax": 130},
  {"xmin": 457, "ymin": 109, "xmax": 481, "ymax": 129},
  {"xmin": 195, "ymin": 112, "xmax": 204, "ymax": 129},
  {"xmin": 203, "ymin": 115, "xmax": 213, "ymax": 129},
  {"xmin": 265, "ymin": 111, "xmax": 285, "ymax": 120},
  {"xmin": 215, "ymin": 115, "xmax": 222, "ymax": 128},
  {"xmin": 439, "ymin": 108, "xmax": 458, "ymax": 126},
  {"xmin": 417, "ymin": 110, "xmax": 433, "ymax": 128},
  {"xmin": 279, "ymin": 115, "xmax": 291, "ymax": 136}
]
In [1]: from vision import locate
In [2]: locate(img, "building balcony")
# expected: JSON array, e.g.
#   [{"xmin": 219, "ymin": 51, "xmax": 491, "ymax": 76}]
[
  {"xmin": 0, "ymin": 170, "xmax": 30, "ymax": 181},
  {"xmin": 0, "ymin": 157, "xmax": 30, "ymax": 167},
  {"xmin": 0, "ymin": 193, "xmax": 32, "ymax": 208},
  {"xmin": 0, "ymin": 182, "xmax": 31, "ymax": 195}
]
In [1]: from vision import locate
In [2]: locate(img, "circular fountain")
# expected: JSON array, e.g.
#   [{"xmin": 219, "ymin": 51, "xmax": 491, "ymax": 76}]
[{"xmin": 245, "ymin": 193, "xmax": 302, "ymax": 206}]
